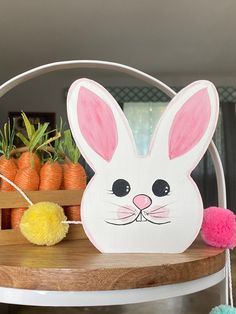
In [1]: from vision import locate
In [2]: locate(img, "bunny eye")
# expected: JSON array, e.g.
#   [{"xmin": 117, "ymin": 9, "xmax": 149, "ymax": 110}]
[
  {"xmin": 152, "ymin": 179, "xmax": 170, "ymax": 197},
  {"xmin": 112, "ymin": 179, "xmax": 131, "ymax": 197}
]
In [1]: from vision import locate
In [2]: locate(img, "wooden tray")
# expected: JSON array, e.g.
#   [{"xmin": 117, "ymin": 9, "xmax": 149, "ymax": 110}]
[
  {"xmin": 0, "ymin": 189, "xmax": 225, "ymax": 292},
  {"xmin": 0, "ymin": 232, "xmax": 225, "ymax": 291}
]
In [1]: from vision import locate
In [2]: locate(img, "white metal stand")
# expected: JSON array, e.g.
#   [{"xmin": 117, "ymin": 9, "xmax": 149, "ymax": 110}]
[{"xmin": 0, "ymin": 268, "xmax": 225, "ymax": 307}]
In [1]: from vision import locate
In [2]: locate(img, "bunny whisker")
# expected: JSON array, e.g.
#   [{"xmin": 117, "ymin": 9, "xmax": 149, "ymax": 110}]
[
  {"xmin": 148, "ymin": 204, "xmax": 170, "ymax": 214},
  {"xmin": 107, "ymin": 213, "xmax": 136, "ymax": 221},
  {"xmin": 146, "ymin": 216, "xmax": 180, "ymax": 219},
  {"xmin": 148, "ymin": 202, "xmax": 176, "ymax": 214},
  {"xmin": 108, "ymin": 210, "xmax": 135, "ymax": 214},
  {"xmin": 109, "ymin": 203, "xmax": 137, "ymax": 213},
  {"xmin": 144, "ymin": 211, "xmax": 168, "ymax": 216}
]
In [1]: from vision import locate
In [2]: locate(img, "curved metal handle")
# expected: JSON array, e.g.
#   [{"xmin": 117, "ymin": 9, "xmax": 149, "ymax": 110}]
[
  {"xmin": 0, "ymin": 60, "xmax": 175, "ymax": 98},
  {"xmin": 0, "ymin": 60, "xmax": 226, "ymax": 207}
]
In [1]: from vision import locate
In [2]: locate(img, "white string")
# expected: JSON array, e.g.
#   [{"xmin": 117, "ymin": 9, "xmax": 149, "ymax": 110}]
[
  {"xmin": 226, "ymin": 249, "xmax": 234, "ymax": 307},
  {"xmin": 226, "ymin": 251, "xmax": 229, "ymax": 306},
  {"xmin": 62, "ymin": 220, "xmax": 83, "ymax": 224},
  {"xmin": 0, "ymin": 173, "xmax": 33, "ymax": 206}
]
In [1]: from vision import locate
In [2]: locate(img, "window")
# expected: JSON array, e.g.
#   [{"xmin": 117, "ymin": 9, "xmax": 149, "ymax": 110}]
[{"xmin": 123, "ymin": 102, "xmax": 167, "ymax": 155}]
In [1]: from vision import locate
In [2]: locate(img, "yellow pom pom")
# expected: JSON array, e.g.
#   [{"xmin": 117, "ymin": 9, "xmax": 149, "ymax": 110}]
[{"xmin": 20, "ymin": 202, "xmax": 69, "ymax": 246}]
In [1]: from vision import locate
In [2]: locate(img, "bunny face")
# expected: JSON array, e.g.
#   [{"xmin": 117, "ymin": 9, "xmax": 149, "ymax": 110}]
[{"xmin": 67, "ymin": 79, "xmax": 219, "ymax": 253}]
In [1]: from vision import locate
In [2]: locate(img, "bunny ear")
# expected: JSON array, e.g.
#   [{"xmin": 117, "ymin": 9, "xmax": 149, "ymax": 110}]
[
  {"xmin": 149, "ymin": 81, "xmax": 219, "ymax": 171},
  {"xmin": 67, "ymin": 79, "xmax": 136, "ymax": 171}
]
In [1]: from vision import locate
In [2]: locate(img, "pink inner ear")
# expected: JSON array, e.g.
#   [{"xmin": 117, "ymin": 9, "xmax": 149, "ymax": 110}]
[
  {"xmin": 77, "ymin": 86, "xmax": 118, "ymax": 161},
  {"xmin": 169, "ymin": 88, "xmax": 211, "ymax": 159}
]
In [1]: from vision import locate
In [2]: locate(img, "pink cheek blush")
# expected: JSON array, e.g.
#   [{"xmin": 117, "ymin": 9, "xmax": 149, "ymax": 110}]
[
  {"xmin": 148, "ymin": 208, "xmax": 170, "ymax": 220},
  {"xmin": 117, "ymin": 207, "xmax": 136, "ymax": 223}
]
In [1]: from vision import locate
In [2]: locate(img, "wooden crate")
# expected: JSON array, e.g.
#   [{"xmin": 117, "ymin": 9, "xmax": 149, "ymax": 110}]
[{"xmin": 0, "ymin": 190, "xmax": 87, "ymax": 244}]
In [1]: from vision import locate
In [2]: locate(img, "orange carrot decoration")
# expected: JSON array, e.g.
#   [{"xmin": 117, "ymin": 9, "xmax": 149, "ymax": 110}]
[
  {"xmin": 62, "ymin": 130, "xmax": 86, "ymax": 221},
  {"xmin": 11, "ymin": 166, "xmax": 40, "ymax": 229},
  {"xmin": 63, "ymin": 161, "xmax": 86, "ymax": 190},
  {"xmin": 0, "ymin": 157, "xmax": 18, "ymax": 191},
  {"xmin": 39, "ymin": 160, "xmax": 62, "ymax": 191},
  {"xmin": 0, "ymin": 119, "xmax": 18, "ymax": 229},
  {"xmin": 11, "ymin": 208, "xmax": 26, "ymax": 228},
  {"xmin": 39, "ymin": 119, "xmax": 63, "ymax": 191},
  {"xmin": 18, "ymin": 151, "xmax": 41, "ymax": 173},
  {"xmin": 63, "ymin": 161, "xmax": 86, "ymax": 221},
  {"xmin": 14, "ymin": 167, "xmax": 40, "ymax": 191}
]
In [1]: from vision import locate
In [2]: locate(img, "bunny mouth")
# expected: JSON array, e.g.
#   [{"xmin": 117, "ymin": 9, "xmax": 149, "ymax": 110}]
[
  {"xmin": 105, "ymin": 204, "xmax": 171, "ymax": 226},
  {"xmin": 136, "ymin": 212, "xmax": 147, "ymax": 222}
]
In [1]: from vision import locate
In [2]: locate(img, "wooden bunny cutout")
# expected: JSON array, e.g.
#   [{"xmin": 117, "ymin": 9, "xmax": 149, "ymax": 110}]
[{"xmin": 67, "ymin": 79, "xmax": 219, "ymax": 253}]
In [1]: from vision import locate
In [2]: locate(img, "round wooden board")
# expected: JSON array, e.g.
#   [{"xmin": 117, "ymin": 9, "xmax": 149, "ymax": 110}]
[{"xmin": 0, "ymin": 238, "xmax": 225, "ymax": 291}]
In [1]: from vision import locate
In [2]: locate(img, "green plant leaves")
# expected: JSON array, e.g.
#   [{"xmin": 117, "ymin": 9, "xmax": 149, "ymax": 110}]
[
  {"xmin": 63, "ymin": 129, "xmax": 80, "ymax": 163},
  {"xmin": 0, "ymin": 119, "xmax": 16, "ymax": 159}
]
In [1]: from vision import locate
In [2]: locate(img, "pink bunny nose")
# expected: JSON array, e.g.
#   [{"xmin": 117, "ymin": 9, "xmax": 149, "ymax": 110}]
[{"xmin": 133, "ymin": 194, "xmax": 152, "ymax": 210}]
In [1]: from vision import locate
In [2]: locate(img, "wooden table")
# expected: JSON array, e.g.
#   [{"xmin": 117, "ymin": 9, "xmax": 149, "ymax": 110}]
[{"xmin": 0, "ymin": 226, "xmax": 226, "ymax": 307}]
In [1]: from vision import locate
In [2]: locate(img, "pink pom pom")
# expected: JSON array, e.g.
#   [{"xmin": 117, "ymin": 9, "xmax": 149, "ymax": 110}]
[{"xmin": 201, "ymin": 207, "xmax": 236, "ymax": 249}]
